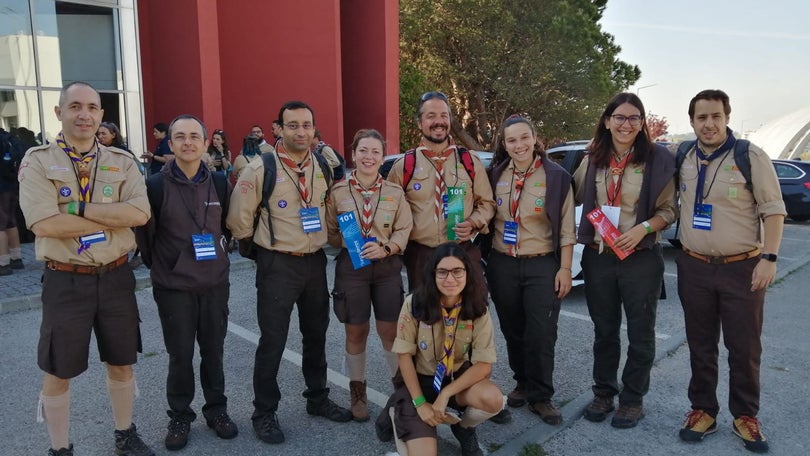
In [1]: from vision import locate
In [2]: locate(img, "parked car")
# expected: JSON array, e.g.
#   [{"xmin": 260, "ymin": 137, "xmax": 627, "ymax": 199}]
[
  {"xmin": 379, "ymin": 150, "xmax": 493, "ymax": 179},
  {"xmin": 773, "ymin": 159, "xmax": 810, "ymax": 222}
]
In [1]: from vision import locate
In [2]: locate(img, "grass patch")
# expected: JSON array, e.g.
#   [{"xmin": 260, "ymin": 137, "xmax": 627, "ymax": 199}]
[
  {"xmin": 142, "ymin": 351, "xmax": 158, "ymax": 358},
  {"xmin": 518, "ymin": 443, "xmax": 548, "ymax": 456}
]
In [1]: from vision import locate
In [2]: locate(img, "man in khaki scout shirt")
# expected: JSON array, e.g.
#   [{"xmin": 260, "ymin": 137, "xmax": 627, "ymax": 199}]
[
  {"xmin": 18, "ymin": 81, "xmax": 153, "ymax": 456},
  {"xmin": 676, "ymin": 90, "xmax": 785, "ymax": 454},
  {"xmin": 226, "ymin": 101, "xmax": 351, "ymax": 446}
]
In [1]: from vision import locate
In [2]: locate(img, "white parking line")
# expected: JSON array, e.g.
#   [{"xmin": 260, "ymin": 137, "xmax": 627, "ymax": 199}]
[
  {"xmin": 560, "ymin": 310, "xmax": 671, "ymax": 340},
  {"xmin": 664, "ymin": 272, "xmax": 677, "ymax": 277},
  {"xmin": 227, "ymin": 321, "xmax": 389, "ymax": 407}
]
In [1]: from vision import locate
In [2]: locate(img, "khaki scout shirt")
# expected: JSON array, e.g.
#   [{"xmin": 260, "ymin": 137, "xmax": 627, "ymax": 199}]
[
  {"xmin": 678, "ymin": 142, "xmax": 786, "ymax": 256},
  {"xmin": 387, "ymin": 148, "xmax": 495, "ymax": 247},
  {"xmin": 232, "ymin": 154, "xmax": 258, "ymax": 180},
  {"xmin": 574, "ymin": 155, "xmax": 677, "ymax": 243},
  {"xmin": 326, "ymin": 179, "xmax": 413, "ymax": 252},
  {"xmin": 226, "ymin": 152, "xmax": 330, "ymax": 253},
  {"xmin": 492, "ymin": 161, "xmax": 577, "ymax": 256},
  {"xmin": 392, "ymin": 295, "xmax": 496, "ymax": 377},
  {"xmin": 18, "ymin": 141, "xmax": 149, "ymax": 265}
]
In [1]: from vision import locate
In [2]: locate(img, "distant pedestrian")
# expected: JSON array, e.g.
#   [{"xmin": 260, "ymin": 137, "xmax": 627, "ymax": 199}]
[
  {"xmin": 206, "ymin": 128, "xmax": 231, "ymax": 175},
  {"xmin": 142, "ymin": 122, "xmax": 172, "ymax": 176}
]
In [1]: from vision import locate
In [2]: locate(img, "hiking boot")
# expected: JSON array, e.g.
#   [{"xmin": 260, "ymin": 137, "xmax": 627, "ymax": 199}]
[
  {"xmin": 679, "ymin": 409, "xmax": 717, "ymax": 442},
  {"xmin": 374, "ymin": 405, "xmax": 394, "ymax": 442},
  {"xmin": 506, "ymin": 382, "xmax": 526, "ymax": 408},
  {"xmin": 10, "ymin": 258, "xmax": 24, "ymax": 269},
  {"xmin": 47, "ymin": 444, "xmax": 73, "ymax": 456},
  {"xmin": 528, "ymin": 400, "xmax": 563, "ymax": 425},
  {"xmin": 253, "ymin": 413, "xmax": 284, "ymax": 444},
  {"xmin": 584, "ymin": 395, "xmax": 615, "ymax": 422},
  {"xmin": 489, "ymin": 408, "xmax": 512, "ymax": 424},
  {"xmin": 164, "ymin": 416, "xmax": 191, "ymax": 451},
  {"xmin": 611, "ymin": 404, "xmax": 644, "ymax": 429},
  {"xmin": 349, "ymin": 380, "xmax": 370, "ymax": 422},
  {"xmin": 114, "ymin": 423, "xmax": 155, "ymax": 456},
  {"xmin": 306, "ymin": 397, "xmax": 352, "ymax": 422},
  {"xmin": 733, "ymin": 416, "xmax": 769, "ymax": 453},
  {"xmin": 206, "ymin": 411, "xmax": 238, "ymax": 439},
  {"xmin": 0, "ymin": 264, "xmax": 12, "ymax": 276},
  {"xmin": 450, "ymin": 423, "xmax": 484, "ymax": 456}
]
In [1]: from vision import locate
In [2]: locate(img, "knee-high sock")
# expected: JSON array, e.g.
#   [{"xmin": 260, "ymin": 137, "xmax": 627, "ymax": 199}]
[
  {"xmin": 39, "ymin": 390, "xmax": 70, "ymax": 450},
  {"xmin": 383, "ymin": 350, "xmax": 399, "ymax": 378},
  {"xmin": 344, "ymin": 351, "xmax": 366, "ymax": 382},
  {"xmin": 458, "ymin": 396, "xmax": 506, "ymax": 428},
  {"xmin": 9, "ymin": 247, "xmax": 22, "ymax": 260},
  {"xmin": 106, "ymin": 376, "xmax": 135, "ymax": 430}
]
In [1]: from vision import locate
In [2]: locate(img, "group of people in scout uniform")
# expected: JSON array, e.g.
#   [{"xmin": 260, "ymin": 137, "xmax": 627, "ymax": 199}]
[{"xmin": 18, "ymin": 81, "xmax": 783, "ymax": 456}]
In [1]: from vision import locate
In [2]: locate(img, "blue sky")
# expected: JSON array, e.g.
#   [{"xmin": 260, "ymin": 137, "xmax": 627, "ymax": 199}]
[{"xmin": 600, "ymin": 0, "xmax": 810, "ymax": 134}]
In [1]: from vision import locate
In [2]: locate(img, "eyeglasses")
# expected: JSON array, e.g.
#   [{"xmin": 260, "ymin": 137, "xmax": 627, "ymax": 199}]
[
  {"xmin": 435, "ymin": 267, "xmax": 466, "ymax": 279},
  {"xmin": 420, "ymin": 91, "xmax": 448, "ymax": 103},
  {"xmin": 610, "ymin": 114, "xmax": 643, "ymax": 126},
  {"xmin": 284, "ymin": 123, "xmax": 314, "ymax": 131}
]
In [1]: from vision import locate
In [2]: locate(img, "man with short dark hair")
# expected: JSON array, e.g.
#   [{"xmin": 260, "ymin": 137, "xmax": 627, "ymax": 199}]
[
  {"xmin": 136, "ymin": 114, "xmax": 238, "ymax": 451},
  {"xmin": 271, "ymin": 120, "xmax": 283, "ymax": 142},
  {"xmin": 249, "ymin": 124, "xmax": 275, "ymax": 154},
  {"xmin": 676, "ymin": 89, "xmax": 785, "ymax": 454},
  {"xmin": 227, "ymin": 101, "xmax": 352, "ymax": 445},
  {"xmin": 19, "ymin": 81, "xmax": 153, "ymax": 456}
]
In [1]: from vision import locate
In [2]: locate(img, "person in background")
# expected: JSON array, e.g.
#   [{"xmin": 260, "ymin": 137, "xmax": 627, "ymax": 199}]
[
  {"xmin": 249, "ymin": 124, "xmax": 275, "ymax": 154},
  {"xmin": 0, "ymin": 129, "xmax": 25, "ymax": 275},
  {"xmin": 486, "ymin": 115, "xmax": 576, "ymax": 426},
  {"xmin": 326, "ymin": 129, "xmax": 413, "ymax": 421},
  {"xmin": 232, "ymin": 135, "xmax": 261, "ymax": 182},
  {"xmin": 206, "ymin": 129, "xmax": 231, "ymax": 176},
  {"xmin": 142, "ymin": 122, "xmax": 172, "ymax": 176}
]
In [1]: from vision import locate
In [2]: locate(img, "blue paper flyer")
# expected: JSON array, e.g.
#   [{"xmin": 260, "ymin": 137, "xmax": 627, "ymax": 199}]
[
  {"xmin": 337, "ymin": 211, "xmax": 371, "ymax": 269},
  {"xmin": 446, "ymin": 186, "xmax": 465, "ymax": 240}
]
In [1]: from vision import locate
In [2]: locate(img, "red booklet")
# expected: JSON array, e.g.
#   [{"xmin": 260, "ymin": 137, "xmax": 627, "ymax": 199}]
[{"xmin": 586, "ymin": 208, "xmax": 633, "ymax": 260}]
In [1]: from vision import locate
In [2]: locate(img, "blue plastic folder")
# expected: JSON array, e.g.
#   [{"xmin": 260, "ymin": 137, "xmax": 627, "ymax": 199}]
[{"xmin": 337, "ymin": 211, "xmax": 371, "ymax": 269}]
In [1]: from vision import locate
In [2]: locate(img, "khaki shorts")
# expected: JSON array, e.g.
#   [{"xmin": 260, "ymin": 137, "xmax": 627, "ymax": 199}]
[
  {"xmin": 331, "ymin": 249, "xmax": 404, "ymax": 324},
  {"xmin": 38, "ymin": 265, "xmax": 142, "ymax": 379}
]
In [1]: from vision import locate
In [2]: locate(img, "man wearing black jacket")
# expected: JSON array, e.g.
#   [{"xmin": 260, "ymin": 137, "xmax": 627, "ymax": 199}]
[{"xmin": 136, "ymin": 115, "xmax": 237, "ymax": 451}]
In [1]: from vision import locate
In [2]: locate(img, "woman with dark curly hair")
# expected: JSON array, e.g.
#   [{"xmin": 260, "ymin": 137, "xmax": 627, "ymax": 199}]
[{"xmin": 206, "ymin": 129, "xmax": 231, "ymax": 175}]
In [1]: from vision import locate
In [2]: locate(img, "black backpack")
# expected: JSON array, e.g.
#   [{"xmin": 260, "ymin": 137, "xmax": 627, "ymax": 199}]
[
  {"xmin": 238, "ymin": 151, "xmax": 334, "ymax": 260},
  {"xmin": 675, "ymin": 139, "xmax": 753, "ymax": 193},
  {"xmin": 313, "ymin": 142, "xmax": 346, "ymax": 181}
]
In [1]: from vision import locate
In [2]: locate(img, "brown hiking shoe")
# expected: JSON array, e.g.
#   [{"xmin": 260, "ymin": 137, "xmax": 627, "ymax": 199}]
[
  {"xmin": 528, "ymin": 401, "xmax": 562, "ymax": 425},
  {"xmin": 506, "ymin": 382, "xmax": 526, "ymax": 408},
  {"xmin": 611, "ymin": 404, "xmax": 644, "ymax": 429},
  {"xmin": 349, "ymin": 381, "xmax": 369, "ymax": 422},
  {"xmin": 584, "ymin": 395, "xmax": 615, "ymax": 422}
]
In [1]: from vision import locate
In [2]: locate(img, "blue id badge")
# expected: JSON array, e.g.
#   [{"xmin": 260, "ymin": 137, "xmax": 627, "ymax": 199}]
[
  {"xmin": 192, "ymin": 233, "xmax": 217, "ymax": 261},
  {"xmin": 432, "ymin": 362, "xmax": 447, "ymax": 393},
  {"xmin": 299, "ymin": 207, "xmax": 322, "ymax": 233},
  {"xmin": 693, "ymin": 203, "xmax": 712, "ymax": 231},
  {"xmin": 503, "ymin": 221, "xmax": 518, "ymax": 245},
  {"xmin": 442, "ymin": 194, "xmax": 449, "ymax": 219},
  {"xmin": 79, "ymin": 230, "xmax": 107, "ymax": 246}
]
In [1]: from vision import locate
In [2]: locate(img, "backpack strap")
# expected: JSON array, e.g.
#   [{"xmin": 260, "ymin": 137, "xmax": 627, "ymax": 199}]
[
  {"xmin": 259, "ymin": 153, "xmax": 277, "ymax": 245},
  {"xmin": 456, "ymin": 147, "xmax": 476, "ymax": 180},
  {"xmin": 402, "ymin": 149, "xmax": 417, "ymax": 189},
  {"xmin": 138, "ymin": 173, "xmax": 165, "ymax": 269},
  {"xmin": 211, "ymin": 172, "xmax": 231, "ymax": 241},
  {"xmin": 733, "ymin": 139, "xmax": 753, "ymax": 193}
]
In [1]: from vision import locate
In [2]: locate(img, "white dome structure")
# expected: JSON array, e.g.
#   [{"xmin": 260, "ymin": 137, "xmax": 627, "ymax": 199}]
[{"xmin": 747, "ymin": 107, "xmax": 810, "ymax": 160}]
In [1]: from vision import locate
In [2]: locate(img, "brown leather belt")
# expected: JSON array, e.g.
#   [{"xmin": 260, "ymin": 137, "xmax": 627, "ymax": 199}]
[
  {"xmin": 587, "ymin": 243, "xmax": 647, "ymax": 254},
  {"xmin": 683, "ymin": 248, "xmax": 760, "ymax": 265},
  {"xmin": 273, "ymin": 250, "xmax": 319, "ymax": 257},
  {"xmin": 514, "ymin": 252, "xmax": 551, "ymax": 259},
  {"xmin": 46, "ymin": 255, "xmax": 128, "ymax": 275}
]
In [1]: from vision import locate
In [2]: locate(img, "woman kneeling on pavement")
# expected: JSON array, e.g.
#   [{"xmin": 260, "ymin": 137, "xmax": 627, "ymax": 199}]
[
  {"xmin": 389, "ymin": 242, "xmax": 505, "ymax": 456},
  {"xmin": 326, "ymin": 129, "xmax": 413, "ymax": 421},
  {"xmin": 485, "ymin": 115, "xmax": 576, "ymax": 425}
]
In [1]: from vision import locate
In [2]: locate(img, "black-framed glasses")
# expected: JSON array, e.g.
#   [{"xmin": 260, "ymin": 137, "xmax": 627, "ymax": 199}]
[
  {"xmin": 420, "ymin": 91, "xmax": 448, "ymax": 103},
  {"xmin": 610, "ymin": 114, "xmax": 643, "ymax": 126},
  {"xmin": 435, "ymin": 267, "xmax": 466, "ymax": 279}
]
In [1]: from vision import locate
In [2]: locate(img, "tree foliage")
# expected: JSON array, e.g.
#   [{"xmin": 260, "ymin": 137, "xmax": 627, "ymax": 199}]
[
  {"xmin": 399, "ymin": 0, "xmax": 640, "ymax": 150},
  {"xmin": 646, "ymin": 113, "xmax": 669, "ymax": 141}
]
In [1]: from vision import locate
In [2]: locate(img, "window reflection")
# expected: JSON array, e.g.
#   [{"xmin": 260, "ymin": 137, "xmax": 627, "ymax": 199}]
[
  {"xmin": 0, "ymin": 0, "xmax": 37, "ymax": 86},
  {"xmin": 0, "ymin": 89, "xmax": 41, "ymax": 145}
]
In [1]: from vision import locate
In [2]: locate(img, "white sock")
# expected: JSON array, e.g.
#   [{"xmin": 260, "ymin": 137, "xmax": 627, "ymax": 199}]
[
  {"xmin": 0, "ymin": 254, "xmax": 9, "ymax": 266},
  {"xmin": 39, "ymin": 390, "xmax": 71, "ymax": 450},
  {"xmin": 9, "ymin": 247, "xmax": 21, "ymax": 259},
  {"xmin": 383, "ymin": 350, "xmax": 399, "ymax": 378},
  {"xmin": 106, "ymin": 376, "xmax": 134, "ymax": 431},
  {"xmin": 459, "ymin": 396, "xmax": 505, "ymax": 428},
  {"xmin": 345, "ymin": 351, "xmax": 366, "ymax": 382}
]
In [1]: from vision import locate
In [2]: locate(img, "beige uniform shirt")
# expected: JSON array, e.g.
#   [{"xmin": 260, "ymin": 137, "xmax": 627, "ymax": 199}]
[
  {"xmin": 678, "ymin": 142, "xmax": 786, "ymax": 255},
  {"xmin": 492, "ymin": 161, "xmax": 577, "ymax": 255},
  {"xmin": 387, "ymin": 149, "xmax": 495, "ymax": 247},
  {"xmin": 226, "ymin": 152, "xmax": 330, "ymax": 253},
  {"xmin": 326, "ymin": 179, "xmax": 413, "ymax": 253},
  {"xmin": 392, "ymin": 295, "xmax": 497, "ymax": 376},
  {"xmin": 232, "ymin": 154, "xmax": 258, "ymax": 180},
  {"xmin": 18, "ymin": 141, "xmax": 150, "ymax": 265},
  {"xmin": 574, "ymin": 155, "xmax": 677, "ymax": 243}
]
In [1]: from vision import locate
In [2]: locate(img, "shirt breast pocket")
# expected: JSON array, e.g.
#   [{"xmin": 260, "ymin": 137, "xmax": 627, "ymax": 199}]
[
  {"xmin": 44, "ymin": 169, "xmax": 76, "ymax": 204},
  {"xmin": 717, "ymin": 169, "xmax": 754, "ymax": 205},
  {"xmin": 93, "ymin": 171, "xmax": 127, "ymax": 203},
  {"xmin": 406, "ymin": 166, "xmax": 432, "ymax": 201}
]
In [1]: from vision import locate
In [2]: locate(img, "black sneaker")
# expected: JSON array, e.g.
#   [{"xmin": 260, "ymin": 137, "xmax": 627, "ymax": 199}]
[
  {"xmin": 47, "ymin": 444, "xmax": 73, "ymax": 456},
  {"xmin": 489, "ymin": 408, "xmax": 512, "ymax": 424},
  {"xmin": 165, "ymin": 416, "xmax": 191, "ymax": 451},
  {"xmin": 10, "ymin": 258, "xmax": 24, "ymax": 270},
  {"xmin": 306, "ymin": 397, "xmax": 352, "ymax": 422},
  {"xmin": 0, "ymin": 264, "xmax": 11, "ymax": 276},
  {"xmin": 450, "ymin": 423, "xmax": 484, "ymax": 456},
  {"xmin": 206, "ymin": 411, "xmax": 238, "ymax": 439},
  {"xmin": 114, "ymin": 423, "xmax": 155, "ymax": 456},
  {"xmin": 253, "ymin": 413, "xmax": 284, "ymax": 444},
  {"xmin": 374, "ymin": 406, "xmax": 394, "ymax": 442}
]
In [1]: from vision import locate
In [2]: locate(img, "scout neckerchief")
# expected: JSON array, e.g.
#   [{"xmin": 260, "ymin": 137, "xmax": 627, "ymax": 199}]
[
  {"xmin": 276, "ymin": 142, "xmax": 314, "ymax": 208},
  {"xmin": 693, "ymin": 129, "xmax": 736, "ymax": 212},
  {"xmin": 57, "ymin": 132, "xmax": 100, "ymax": 253},
  {"xmin": 439, "ymin": 302, "xmax": 462, "ymax": 378},
  {"xmin": 348, "ymin": 170, "xmax": 383, "ymax": 238},
  {"xmin": 508, "ymin": 156, "xmax": 543, "ymax": 256},
  {"xmin": 605, "ymin": 148, "xmax": 633, "ymax": 207},
  {"xmin": 418, "ymin": 139, "xmax": 456, "ymax": 222}
]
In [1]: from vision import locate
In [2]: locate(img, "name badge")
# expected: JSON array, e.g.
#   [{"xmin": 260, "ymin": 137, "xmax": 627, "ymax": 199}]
[
  {"xmin": 432, "ymin": 362, "xmax": 447, "ymax": 393},
  {"xmin": 77, "ymin": 231, "xmax": 107, "ymax": 254},
  {"xmin": 693, "ymin": 203, "xmax": 712, "ymax": 231},
  {"xmin": 299, "ymin": 207, "xmax": 322, "ymax": 233},
  {"xmin": 192, "ymin": 233, "xmax": 217, "ymax": 261},
  {"xmin": 503, "ymin": 221, "xmax": 518, "ymax": 245},
  {"xmin": 442, "ymin": 194, "xmax": 449, "ymax": 219}
]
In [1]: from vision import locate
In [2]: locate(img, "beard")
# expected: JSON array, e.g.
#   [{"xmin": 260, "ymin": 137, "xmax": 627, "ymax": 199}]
[{"xmin": 422, "ymin": 124, "xmax": 449, "ymax": 144}]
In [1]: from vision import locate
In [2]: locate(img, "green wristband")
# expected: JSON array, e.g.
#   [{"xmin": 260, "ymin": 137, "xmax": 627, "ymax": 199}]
[
  {"xmin": 68, "ymin": 201, "xmax": 77, "ymax": 215},
  {"xmin": 412, "ymin": 395, "xmax": 426, "ymax": 407},
  {"xmin": 642, "ymin": 221, "xmax": 653, "ymax": 234}
]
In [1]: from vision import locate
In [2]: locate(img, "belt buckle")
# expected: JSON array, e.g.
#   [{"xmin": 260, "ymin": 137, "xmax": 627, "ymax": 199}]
[
  {"xmin": 708, "ymin": 256, "xmax": 725, "ymax": 265},
  {"xmin": 96, "ymin": 264, "xmax": 110, "ymax": 275}
]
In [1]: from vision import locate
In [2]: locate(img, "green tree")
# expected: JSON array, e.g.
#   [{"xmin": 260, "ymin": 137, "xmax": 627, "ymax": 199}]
[{"xmin": 400, "ymin": 0, "xmax": 640, "ymax": 150}]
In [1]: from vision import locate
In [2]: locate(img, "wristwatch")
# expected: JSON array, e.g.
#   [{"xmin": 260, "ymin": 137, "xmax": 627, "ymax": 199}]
[
  {"xmin": 760, "ymin": 253, "xmax": 777, "ymax": 262},
  {"xmin": 383, "ymin": 244, "xmax": 392, "ymax": 256}
]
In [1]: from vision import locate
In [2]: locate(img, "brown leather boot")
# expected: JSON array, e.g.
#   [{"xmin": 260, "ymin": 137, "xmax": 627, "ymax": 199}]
[{"xmin": 349, "ymin": 381, "xmax": 369, "ymax": 422}]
